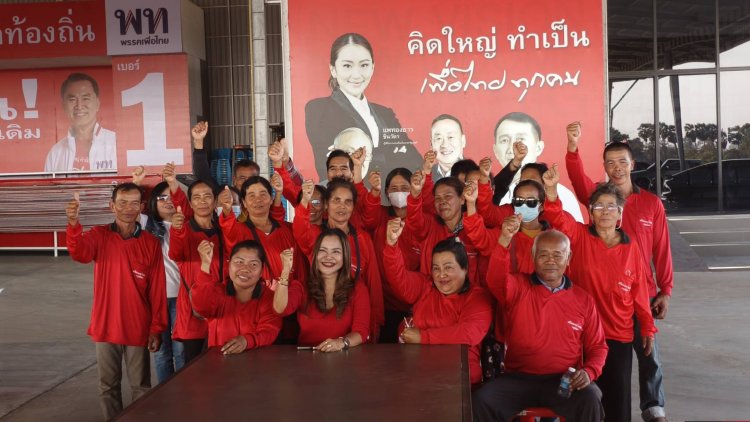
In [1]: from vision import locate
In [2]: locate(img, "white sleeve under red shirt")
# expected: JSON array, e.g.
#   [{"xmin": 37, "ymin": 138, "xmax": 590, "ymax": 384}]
[
  {"xmin": 486, "ymin": 243, "xmax": 608, "ymax": 381},
  {"xmin": 191, "ymin": 271, "xmax": 282, "ymax": 349},
  {"xmin": 566, "ymin": 150, "xmax": 674, "ymax": 297},
  {"xmin": 66, "ymin": 223, "xmax": 167, "ymax": 347},
  {"xmin": 544, "ymin": 197, "xmax": 657, "ymax": 342},
  {"xmin": 383, "ymin": 242, "xmax": 493, "ymax": 385}
]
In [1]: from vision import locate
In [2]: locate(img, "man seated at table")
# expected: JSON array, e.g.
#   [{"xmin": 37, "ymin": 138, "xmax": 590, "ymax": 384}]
[{"xmin": 472, "ymin": 221, "xmax": 608, "ymax": 422}]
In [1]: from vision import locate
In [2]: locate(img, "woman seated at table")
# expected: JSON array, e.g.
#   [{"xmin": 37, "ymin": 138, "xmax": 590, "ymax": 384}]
[
  {"xmin": 192, "ymin": 239, "xmax": 283, "ymax": 354},
  {"xmin": 383, "ymin": 218, "xmax": 493, "ymax": 385},
  {"xmin": 273, "ymin": 228, "xmax": 370, "ymax": 352}
]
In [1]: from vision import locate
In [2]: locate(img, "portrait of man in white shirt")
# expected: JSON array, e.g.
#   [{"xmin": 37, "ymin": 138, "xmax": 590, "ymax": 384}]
[{"xmin": 44, "ymin": 72, "xmax": 117, "ymax": 173}]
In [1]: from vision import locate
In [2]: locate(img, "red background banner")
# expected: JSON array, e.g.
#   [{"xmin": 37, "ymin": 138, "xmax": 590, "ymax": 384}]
[
  {"xmin": 0, "ymin": 1, "xmax": 106, "ymax": 59},
  {"xmin": 288, "ymin": 0, "xmax": 607, "ymax": 186}
]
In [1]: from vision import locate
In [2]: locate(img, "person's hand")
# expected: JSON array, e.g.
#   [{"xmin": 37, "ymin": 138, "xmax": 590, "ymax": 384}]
[
  {"xmin": 478, "ymin": 157, "xmax": 492, "ymax": 184},
  {"xmin": 280, "ymin": 248, "xmax": 293, "ymax": 276},
  {"xmin": 131, "ymin": 165, "xmax": 146, "ymax": 186},
  {"xmin": 300, "ymin": 179, "xmax": 315, "ymax": 207},
  {"xmin": 463, "ymin": 180, "xmax": 478, "ymax": 205},
  {"xmin": 510, "ymin": 141, "xmax": 528, "ymax": 170},
  {"xmin": 422, "ymin": 149, "xmax": 437, "ymax": 173},
  {"xmin": 279, "ymin": 137, "xmax": 291, "ymax": 163},
  {"xmin": 400, "ymin": 327, "xmax": 421, "ymax": 344},
  {"xmin": 567, "ymin": 121, "xmax": 582, "ymax": 153},
  {"xmin": 410, "ymin": 170, "xmax": 425, "ymax": 198},
  {"xmin": 386, "ymin": 218, "xmax": 405, "ymax": 246},
  {"xmin": 651, "ymin": 292, "xmax": 670, "ymax": 319},
  {"xmin": 316, "ymin": 338, "xmax": 345, "ymax": 353},
  {"xmin": 542, "ymin": 163, "xmax": 560, "ymax": 200},
  {"xmin": 642, "ymin": 336, "xmax": 654, "ymax": 356},
  {"xmin": 270, "ymin": 172, "xmax": 283, "ymax": 194},
  {"xmin": 368, "ymin": 171, "xmax": 381, "ymax": 197},
  {"xmin": 499, "ymin": 214, "xmax": 522, "ymax": 247},
  {"xmin": 66, "ymin": 192, "xmax": 80, "ymax": 226},
  {"xmin": 570, "ymin": 369, "xmax": 591, "ymax": 391},
  {"xmin": 191, "ymin": 121, "xmax": 208, "ymax": 149},
  {"xmin": 172, "ymin": 206, "xmax": 185, "ymax": 230},
  {"xmin": 221, "ymin": 335, "xmax": 248, "ymax": 355},
  {"xmin": 163, "ymin": 162, "xmax": 177, "ymax": 188},
  {"xmin": 217, "ymin": 186, "xmax": 234, "ymax": 216},
  {"xmin": 269, "ymin": 141, "xmax": 284, "ymax": 167},
  {"xmin": 147, "ymin": 333, "xmax": 162, "ymax": 353},
  {"xmin": 350, "ymin": 147, "xmax": 365, "ymax": 168},
  {"xmin": 197, "ymin": 240, "xmax": 214, "ymax": 267}
]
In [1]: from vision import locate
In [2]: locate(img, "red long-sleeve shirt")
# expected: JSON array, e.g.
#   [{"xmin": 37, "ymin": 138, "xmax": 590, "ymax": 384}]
[
  {"xmin": 191, "ymin": 271, "xmax": 281, "ymax": 348},
  {"xmin": 279, "ymin": 279, "xmax": 371, "ymax": 346},
  {"xmin": 361, "ymin": 192, "xmax": 421, "ymax": 312},
  {"xmin": 383, "ymin": 242, "xmax": 493, "ymax": 384},
  {"xmin": 218, "ymin": 212, "xmax": 308, "ymax": 283},
  {"xmin": 566, "ymin": 150, "xmax": 674, "ymax": 297},
  {"xmin": 476, "ymin": 182, "xmax": 514, "ymax": 228},
  {"xmin": 67, "ymin": 223, "xmax": 167, "ymax": 346},
  {"xmin": 486, "ymin": 243, "xmax": 608, "ymax": 380},
  {"xmin": 544, "ymin": 197, "xmax": 657, "ymax": 342},
  {"xmin": 169, "ymin": 219, "xmax": 222, "ymax": 341},
  {"xmin": 293, "ymin": 203, "xmax": 384, "ymax": 338},
  {"xmin": 406, "ymin": 194, "xmax": 500, "ymax": 287}
]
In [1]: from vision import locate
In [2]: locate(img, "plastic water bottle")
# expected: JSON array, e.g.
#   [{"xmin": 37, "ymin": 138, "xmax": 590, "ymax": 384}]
[{"xmin": 557, "ymin": 367, "xmax": 576, "ymax": 398}]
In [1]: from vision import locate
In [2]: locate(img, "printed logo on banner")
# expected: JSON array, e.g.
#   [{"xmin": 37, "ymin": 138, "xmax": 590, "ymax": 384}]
[{"xmin": 105, "ymin": 0, "xmax": 182, "ymax": 56}]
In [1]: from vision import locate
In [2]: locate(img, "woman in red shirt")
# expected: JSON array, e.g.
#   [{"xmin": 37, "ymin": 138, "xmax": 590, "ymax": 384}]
[
  {"xmin": 192, "ymin": 239, "xmax": 282, "ymax": 353},
  {"xmin": 293, "ymin": 178, "xmax": 383, "ymax": 340},
  {"xmin": 543, "ymin": 164, "xmax": 656, "ymax": 422},
  {"xmin": 273, "ymin": 228, "xmax": 370, "ymax": 351},
  {"xmin": 383, "ymin": 218, "xmax": 493, "ymax": 385}
]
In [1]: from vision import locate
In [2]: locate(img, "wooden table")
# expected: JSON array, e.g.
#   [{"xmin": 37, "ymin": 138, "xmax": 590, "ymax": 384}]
[{"xmin": 116, "ymin": 344, "xmax": 471, "ymax": 422}]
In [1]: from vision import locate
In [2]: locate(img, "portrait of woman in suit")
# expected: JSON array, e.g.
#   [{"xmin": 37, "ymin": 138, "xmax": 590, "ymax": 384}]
[{"xmin": 305, "ymin": 33, "xmax": 421, "ymax": 180}]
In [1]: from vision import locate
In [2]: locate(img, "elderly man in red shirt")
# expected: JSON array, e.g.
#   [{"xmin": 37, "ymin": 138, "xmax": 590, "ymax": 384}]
[
  {"xmin": 472, "ymin": 217, "xmax": 608, "ymax": 422},
  {"xmin": 66, "ymin": 183, "xmax": 167, "ymax": 420}
]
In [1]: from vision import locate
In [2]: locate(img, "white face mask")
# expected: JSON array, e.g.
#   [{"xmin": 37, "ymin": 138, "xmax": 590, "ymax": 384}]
[{"xmin": 388, "ymin": 191, "xmax": 409, "ymax": 208}]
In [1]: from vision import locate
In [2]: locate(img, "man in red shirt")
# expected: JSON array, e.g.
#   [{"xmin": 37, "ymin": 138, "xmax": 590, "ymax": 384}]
[
  {"xmin": 66, "ymin": 183, "xmax": 166, "ymax": 420},
  {"xmin": 566, "ymin": 122, "xmax": 672, "ymax": 422},
  {"xmin": 473, "ymin": 218, "xmax": 607, "ymax": 422}
]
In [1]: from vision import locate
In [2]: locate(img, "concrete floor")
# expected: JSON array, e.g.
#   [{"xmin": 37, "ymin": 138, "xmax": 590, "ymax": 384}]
[{"xmin": 1, "ymin": 242, "xmax": 750, "ymax": 421}]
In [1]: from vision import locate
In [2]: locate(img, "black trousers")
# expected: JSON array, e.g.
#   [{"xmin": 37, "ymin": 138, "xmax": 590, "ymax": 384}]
[
  {"xmin": 182, "ymin": 338, "xmax": 206, "ymax": 364},
  {"xmin": 472, "ymin": 372, "xmax": 604, "ymax": 422},
  {"xmin": 598, "ymin": 339, "xmax": 633, "ymax": 422}
]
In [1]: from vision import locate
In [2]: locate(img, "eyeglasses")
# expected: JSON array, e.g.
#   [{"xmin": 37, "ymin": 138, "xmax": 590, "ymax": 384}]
[
  {"xmin": 511, "ymin": 197, "xmax": 539, "ymax": 208},
  {"xmin": 310, "ymin": 199, "xmax": 322, "ymax": 207},
  {"xmin": 156, "ymin": 194, "xmax": 171, "ymax": 202},
  {"xmin": 590, "ymin": 203, "xmax": 620, "ymax": 212}
]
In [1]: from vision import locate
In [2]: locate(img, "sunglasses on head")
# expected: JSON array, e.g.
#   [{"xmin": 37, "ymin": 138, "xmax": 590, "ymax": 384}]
[
  {"xmin": 512, "ymin": 197, "xmax": 540, "ymax": 208},
  {"xmin": 156, "ymin": 194, "xmax": 171, "ymax": 202}
]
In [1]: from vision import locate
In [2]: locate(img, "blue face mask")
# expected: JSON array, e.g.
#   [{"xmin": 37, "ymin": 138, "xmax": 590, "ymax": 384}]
[{"xmin": 514, "ymin": 204, "xmax": 540, "ymax": 222}]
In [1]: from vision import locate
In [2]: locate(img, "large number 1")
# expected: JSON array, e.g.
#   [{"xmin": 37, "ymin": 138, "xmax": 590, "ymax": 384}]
[{"xmin": 123, "ymin": 73, "xmax": 183, "ymax": 165}]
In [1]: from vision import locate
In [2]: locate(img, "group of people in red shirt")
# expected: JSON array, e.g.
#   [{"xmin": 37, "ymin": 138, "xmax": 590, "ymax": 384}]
[{"xmin": 66, "ymin": 121, "xmax": 673, "ymax": 422}]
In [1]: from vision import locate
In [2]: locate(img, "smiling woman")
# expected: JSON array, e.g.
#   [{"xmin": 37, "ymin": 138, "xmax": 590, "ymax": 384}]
[{"xmin": 305, "ymin": 33, "xmax": 421, "ymax": 179}]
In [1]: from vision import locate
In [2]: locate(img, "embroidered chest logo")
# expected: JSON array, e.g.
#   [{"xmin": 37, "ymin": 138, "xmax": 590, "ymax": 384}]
[
  {"xmin": 617, "ymin": 281, "xmax": 631, "ymax": 292},
  {"xmin": 639, "ymin": 218, "xmax": 653, "ymax": 228},
  {"xmin": 132, "ymin": 270, "xmax": 146, "ymax": 280},
  {"xmin": 567, "ymin": 320, "xmax": 583, "ymax": 331}
]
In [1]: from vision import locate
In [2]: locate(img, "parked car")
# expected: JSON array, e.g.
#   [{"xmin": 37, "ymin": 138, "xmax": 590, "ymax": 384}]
[
  {"xmin": 662, "ymin": 159, "xmax": 750, "ymax": 211},
  {"xmin": 631, "ymin": 159, "xmax": 702, "ymax": 191}
]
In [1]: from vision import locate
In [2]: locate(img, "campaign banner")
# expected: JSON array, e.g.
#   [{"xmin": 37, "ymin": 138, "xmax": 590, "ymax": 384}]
[
  {"xmin": 105, "ymin": 0, "xmax": 183, "ymax": 56},
  {"xmin": 111, "ymin": 54, "xmax": 190, "ymax": 173},
  {"xmin": 287, "ymin": 0, "xmax": 606, "ymax": 216},
  {"xmin": 0, "ymin": 1, "xmax": 106, "ymax": 60},
  {"xmin": 0, "ymin": 67, "xmax": 116, "ymax": 174}
]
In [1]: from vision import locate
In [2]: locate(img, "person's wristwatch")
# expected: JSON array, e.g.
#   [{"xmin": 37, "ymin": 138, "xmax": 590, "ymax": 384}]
[{"xmin": 339, "ymin": 336, "xmax": 350, "ymax": 350}]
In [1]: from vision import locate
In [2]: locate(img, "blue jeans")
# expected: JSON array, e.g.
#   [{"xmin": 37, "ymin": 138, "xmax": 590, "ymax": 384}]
[
  {"xmin": 633, "ymin": 311, "xmax": 666, "ymax": 420},
  {"xmin": 153, "ymin": 297, "xmax": 185, "ymax": 384}
]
